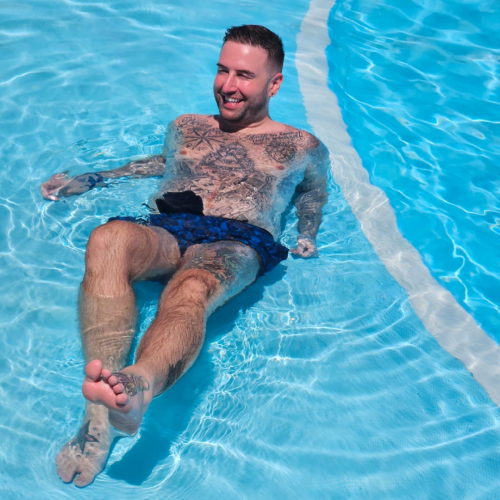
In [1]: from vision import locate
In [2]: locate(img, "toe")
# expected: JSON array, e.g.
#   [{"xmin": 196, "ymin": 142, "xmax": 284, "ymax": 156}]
[
  {"xmin": 85, "ymin": 360, "xmax": 103, "ymax": 381},
  {"xmin": 56, "ymin": 455, "xmax": 79, "ymax": 483},
  {"xmin": 116, "ymin": 393, "xmax": 129, "ymax": 406},
  {"xmin": 60, "ymin": 466, "xmax": 78, "ymax": 483},
  {"xmin": 112, "ymin": 383, "xmax": 124, "ymax": 394},
  {"xmin": 108, "ymin": 375, "xmax": 118, "ymax": 387},
  {"xmin": 59, "ymin": 469, "xmax": 77, "ymax": 483},
  {"xmin": 101, "ymin": 369, "xmax": 112, "ymax": 382},
  {"xmin": 74, "ymin": 469, "xmax": 96, "ymax": 488}
]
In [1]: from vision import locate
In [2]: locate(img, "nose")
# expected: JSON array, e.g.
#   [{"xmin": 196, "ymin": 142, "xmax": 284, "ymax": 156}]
[{"xmin": 221, "ymin": 71, "xmax": 237, "ymax": 94}]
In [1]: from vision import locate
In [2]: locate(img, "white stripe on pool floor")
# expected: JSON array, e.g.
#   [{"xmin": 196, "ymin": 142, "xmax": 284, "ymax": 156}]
[{"xmin": 296, "ymin": 0, "xmax": 500, "ymax": 407}]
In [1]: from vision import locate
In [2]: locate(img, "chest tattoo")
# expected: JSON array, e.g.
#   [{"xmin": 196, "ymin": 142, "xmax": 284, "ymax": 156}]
[
  {"xmin": 184, "ymin": 126, "xmax": 226, "ymax": 151},
  {"xmin": 200, "ymin": 142, "xmax": 254, "ymax": 171},
  {"xmin": 178, "ymin": 116, "xmax": 226, "ymax": 151},
  {"xmin": 265, "ymin": 138, "xmax": 297, "ymax": 163},
  {"xmin": 164, "ymin": 117, "xmax": 315, "ymax": 222}
]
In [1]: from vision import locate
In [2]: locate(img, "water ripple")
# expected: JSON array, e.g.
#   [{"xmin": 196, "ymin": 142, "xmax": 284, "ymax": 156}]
[{"xmin": 1, "ymin": 0, "xmax": 500, "ymax": 498}]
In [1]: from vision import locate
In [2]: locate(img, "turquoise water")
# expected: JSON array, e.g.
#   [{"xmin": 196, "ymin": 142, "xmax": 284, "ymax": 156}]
[
  {"xmin": 327, "ymin": 0, "xmax": 500, "ymax": 340},
  {"xmin": 1, "ymin": 0, "xmax": 500, "ymax": 498}
]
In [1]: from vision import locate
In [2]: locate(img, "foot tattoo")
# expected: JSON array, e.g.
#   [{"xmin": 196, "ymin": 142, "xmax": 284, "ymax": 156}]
[
  {"xmin": 111, "ymin": 372, "xmax": 150, "ymax": 396},
  {"xmin": 70, "ymin": 420, "xmax": 100, "ymax": 454},
  {"xmin": 56, "ymin": 404, "xmax": 115, "ymax": 487},
  {"xmin": 82, "ymin": 360, "xmax": 153, "ymax": 434}
]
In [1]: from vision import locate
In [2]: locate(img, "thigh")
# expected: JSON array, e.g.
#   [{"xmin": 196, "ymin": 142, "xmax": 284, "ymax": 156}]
[
  {"xmin": 177, "ymin": 240, "xmax": 261, "ymax": 311},
  {"xmin": 135, "ymin": 225, "xmax": 183, "ymax": 281},
  {"xmin": 88, "ymin": 220, "xmax": 182, "ymax": 282}
]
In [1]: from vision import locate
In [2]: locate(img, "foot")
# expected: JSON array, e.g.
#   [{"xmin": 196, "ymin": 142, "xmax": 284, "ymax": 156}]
[
  {"xmin": 56, "ymin": 403, "xmax": 118, "ymax": 487},
  {"xmin": 82, "ymin": 360, "xmax": 153, "ymax": 434}
]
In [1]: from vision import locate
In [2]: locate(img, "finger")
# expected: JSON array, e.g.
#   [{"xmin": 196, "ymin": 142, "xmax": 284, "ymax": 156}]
[
  {"xmin": 291, "ymin": 242, "xmax": 307, "ymax": 254},
  {"xmin": 301, "ymin": 246, "xmax": 318, "ymax": 258},
  {"xmin": 41, "ymin": 189, "xmax": 60, "ymax": 201},
  {"xmin": 306, "ymin": 245, "xmax": 318, "ymax": 255},
  {"xmin": 292, "ymin": 249, "xmax": 308, "ymax": 257},
  {"xmin": 41, "ymin": 184, "xmax": 60, "ymax": 200}
]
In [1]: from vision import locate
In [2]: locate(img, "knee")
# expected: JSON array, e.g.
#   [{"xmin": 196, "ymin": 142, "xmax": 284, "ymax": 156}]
[
  {"xmin": 85, "ymin": 221, "xmax": 135, "ymax": 267},
  {"xmin": 169, "ymin": 270, "xmax": 219, "ymax": 302}
]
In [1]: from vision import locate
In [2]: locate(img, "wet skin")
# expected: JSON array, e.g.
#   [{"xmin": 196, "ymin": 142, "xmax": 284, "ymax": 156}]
[
  {"xmin": 43, "ymin": 41, "xmax": 329, "ymax": 487},
  {"xmin": 43, "ymin": 113, "xmax": 328, "ymax": 244},
  {"xmin": 48, "ymin": 116, "xmax": 328, "ymax": 486}
]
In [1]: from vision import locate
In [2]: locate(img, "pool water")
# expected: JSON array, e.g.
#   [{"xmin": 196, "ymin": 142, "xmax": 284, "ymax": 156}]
[
  {"xmin": 327, "ymin": 0, "xmax": 500, "ymax": 341},
  {"xmin": 1, "ymin": 0, "xmax": 499, "ymax": 498}
]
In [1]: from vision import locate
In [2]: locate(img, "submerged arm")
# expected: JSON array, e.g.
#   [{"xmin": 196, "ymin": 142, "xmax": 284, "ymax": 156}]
[
  {"xmin": 291, "ymin": 141, "xmax": 329, "ymax": 258},
  {"xmin": 41, "ymin": 155, "xmax": 166, "ymax": 201},
  {"xmin": 40, "ymin": 120, "xmax": 181, "ymax": 201}
]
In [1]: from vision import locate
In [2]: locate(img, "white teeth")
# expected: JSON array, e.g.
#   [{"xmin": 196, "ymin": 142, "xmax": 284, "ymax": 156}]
[{"xmin": 224, "ymin": 96, "xmax": 242, "ymax": 103}]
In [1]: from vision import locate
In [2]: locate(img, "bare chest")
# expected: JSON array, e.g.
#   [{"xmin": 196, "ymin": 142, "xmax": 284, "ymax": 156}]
[{"xmin": 170, "ymin": 128, "xmax": 307, "ymax": 180}]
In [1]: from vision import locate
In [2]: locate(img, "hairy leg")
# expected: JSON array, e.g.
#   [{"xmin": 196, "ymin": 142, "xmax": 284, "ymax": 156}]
[
  {"xmin": 82, "ymin": 241, "xmax": 261, "ymax": 433},
  {"xmin": 57, "ymin": 220, "xmax": 180, "ymax": 487},
  {"xmin": 80, "ymin": 221, "xmax": 181, "ymax": 367}
]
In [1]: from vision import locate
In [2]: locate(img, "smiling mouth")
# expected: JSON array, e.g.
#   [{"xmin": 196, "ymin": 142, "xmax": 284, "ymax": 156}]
[{"xmin": 221, "ymin": 94, "xmax": 244, "ymax": 109}]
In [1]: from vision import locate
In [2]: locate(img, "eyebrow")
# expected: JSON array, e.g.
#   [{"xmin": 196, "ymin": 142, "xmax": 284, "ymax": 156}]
[{"xmin": 216, "ymin": 64, "xmax": 256, "ymax": 77}]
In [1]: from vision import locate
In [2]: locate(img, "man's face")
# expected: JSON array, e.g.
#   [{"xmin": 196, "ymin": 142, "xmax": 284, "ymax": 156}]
[{"xmin": 213, "ymin": 41, "xmax": 281, "ymax": 125}]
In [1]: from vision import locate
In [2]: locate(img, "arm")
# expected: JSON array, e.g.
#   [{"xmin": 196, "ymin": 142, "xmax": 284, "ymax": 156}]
[
  {"xmin": 40, "ymin": 117, "xmax": 181, "ymax": 201},
  {"xmin": 41, "ymin": 155, "xmax": 166, "ymax": 201},
  {"xmin": 291, "ymin": 141, "xmax": 329, "ymax": 258}
]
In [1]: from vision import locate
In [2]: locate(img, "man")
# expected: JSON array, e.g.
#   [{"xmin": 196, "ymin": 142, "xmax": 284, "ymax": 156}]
[{"xmin": 43, "ymin": 25, "xmax": 329, "ymax": 487}]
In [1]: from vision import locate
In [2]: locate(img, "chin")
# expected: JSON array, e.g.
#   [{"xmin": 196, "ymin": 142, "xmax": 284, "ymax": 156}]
[
  {"xmin": 213, "ymin": 95, "xmax": 243, "ymax": 121},
  {"xmin": 222, "ymin": 112, "xmax": 245, "ymax": 123},
  {"xmin": 218, "ymin": 106, "xmax": 245, "ymax": 123}
]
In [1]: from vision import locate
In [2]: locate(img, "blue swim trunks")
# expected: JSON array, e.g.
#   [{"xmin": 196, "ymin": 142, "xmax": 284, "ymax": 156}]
[{"xmin": 109, "ymin": 211, "xmax": 289, "ymax": 277}]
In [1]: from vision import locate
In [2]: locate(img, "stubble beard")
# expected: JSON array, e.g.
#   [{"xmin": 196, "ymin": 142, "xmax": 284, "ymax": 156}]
[{"xmin": 215, "ymin": 90, "xmax": 269, "ymax": 125}]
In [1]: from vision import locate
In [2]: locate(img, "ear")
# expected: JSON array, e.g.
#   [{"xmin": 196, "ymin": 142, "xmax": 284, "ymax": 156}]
[{"xmin": 268, "ymin": 72, "xmax": 284, "ymax": 97}]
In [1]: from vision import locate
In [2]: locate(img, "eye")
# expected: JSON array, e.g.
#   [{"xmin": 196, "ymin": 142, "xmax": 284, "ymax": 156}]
[{"xmin": 217, "ymin": 68, "xmax": 228, "ymax": 74}]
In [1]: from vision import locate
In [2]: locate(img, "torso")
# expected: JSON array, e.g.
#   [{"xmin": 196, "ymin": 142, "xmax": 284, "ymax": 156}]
[{"xmin": 154, "ymin": 114, "xmax": 319, "ymax": 238}]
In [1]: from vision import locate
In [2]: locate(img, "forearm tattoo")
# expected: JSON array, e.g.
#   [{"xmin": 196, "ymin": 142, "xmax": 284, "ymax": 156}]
[
  {"xmin": 56, "ymin": 155, "xmax": 166, "ymax": 198},
  {"xmin": 294, "ymin": 143, "xmax": 329, "ymax": 239},
  {"xmin": 295, "ymin": 188, "xmax": 328, "ymax": 238},
  {"xmin": 111, "ymin": 372, "xmax": 150, "ymax": 396},
  {"xmin": 69, "ymin": 420, "xmax": 100, "ymax": 455},
  {"xmin": 58, "ymin": 173, "xmax": 106, "ymax": 197},
  {"xmin": 102, "ymin": 155, "xmax": 166, "ymax": 179}
]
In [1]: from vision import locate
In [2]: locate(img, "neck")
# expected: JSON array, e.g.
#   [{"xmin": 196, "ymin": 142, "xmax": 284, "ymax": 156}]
[{"xmin": 216, "ymin": 112, "xmax": 273, "ymax": 134}]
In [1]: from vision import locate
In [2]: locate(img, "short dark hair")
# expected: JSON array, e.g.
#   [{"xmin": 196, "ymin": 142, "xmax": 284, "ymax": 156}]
[{"xmin": 223, "ymin": 25, "xmax": 285, "ymax": 72}]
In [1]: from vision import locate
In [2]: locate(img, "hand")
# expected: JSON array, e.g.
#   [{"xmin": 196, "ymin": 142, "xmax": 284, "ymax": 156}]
[
  {"xmin": 41, "ymin": 172, "xmax": 72, "ymax": 200},
  {"xmin": 290, "ymin": 235, "xmax": 318, "ymax": 258},
  {"xmin": 41, "ymin": 172, "xmax": 106, "ymax": 200}
]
